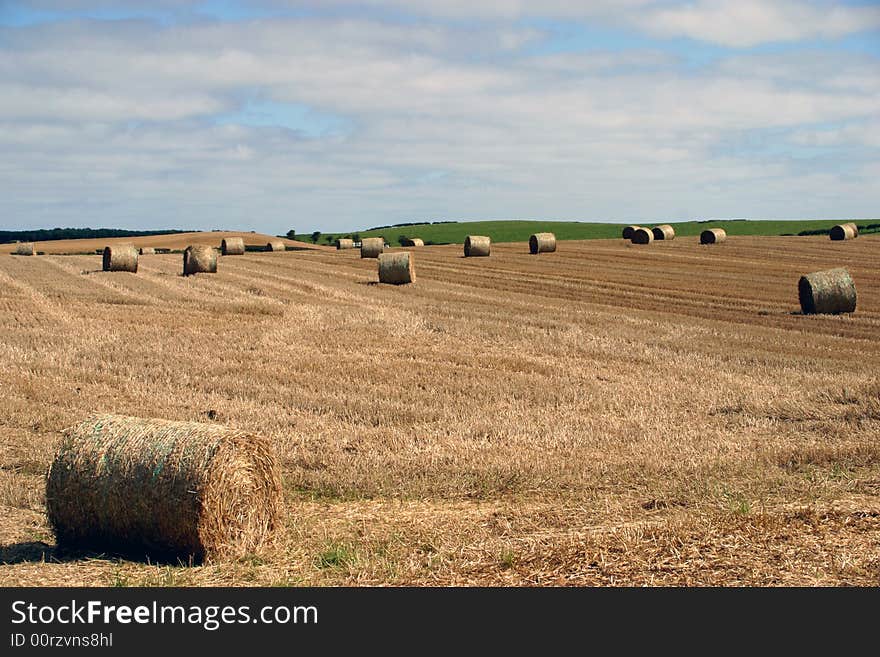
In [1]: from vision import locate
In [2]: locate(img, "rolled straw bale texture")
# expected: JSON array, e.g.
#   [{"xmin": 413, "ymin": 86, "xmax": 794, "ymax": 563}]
[
  {"xmin": 631, "ymin": 227, "xmax": 654, "ymax": 245},
  {"xmin": 700, "ymin": 228, "xmax": 726, "ymax": 245},
  {"xmin": 46, "ymin": 414, "xmax": 283, "ymax": 562},
  {"xmin": 843, "ymin": 222, "xmax": 859, "ymax": 237},
  {"xmin": 798, "ymin": 268, "xmax": 856, "ymax": 315},
  {"xmin": 221, "ymin": 237, "xmax": 245, "ymax": 255},
  {"xmin": 266, "ymin": 240, "xmax": 285, "ymax": 252},
  {"xmin": 622, "ymin": 226, "xmax": 641, "ymax": 240},
  {"xmin": 401, "ymin": 238, "xmax": 424, "ymax": 247},
  {"xmin": 361, "ymin": 237, "xmax": 384, "ymax": 258},
  {"xmin": 336, "ymin": 238, "xmax": 355, "ymax": 250},
  {"xmin": 464, "ymin": 235, "xmax": 491, "ymax": 257},
  {"xmin": 829, "ymin": 224, "xmax": 855, "ymax": 241},
  {"xmin": 183, "ymin": 245, "xmax": 218, "ymax": 275},
  {"xmin": 102, "ymin": 244, "xmax": 138, "ymax": 272},
  {"xmin": 14, "ymin": 242, "xmax": 35, "ymax": 256},
  {"xmin": 652, "ymin": 224, "xmax": 675, "ymax": 241},
  {"xmin": 529, "ymin": 232, "xmax": 557, "ymax": 254},
  {"xmin": 378, "ymin": 252, "xmax": 415, "ymax": 284},
  {"xmin": 139, "ymin": 247, "xmax": 155, "ymax": 255}
]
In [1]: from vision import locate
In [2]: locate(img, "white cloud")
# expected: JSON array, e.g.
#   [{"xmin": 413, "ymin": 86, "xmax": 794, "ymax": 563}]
[
  {"xmin": 0, "ymin": 11, "xmax": 878, "ymax": 230},
  {"xmin": 636, "ymin": 0, "xmax": 880, "ymax": 47}
]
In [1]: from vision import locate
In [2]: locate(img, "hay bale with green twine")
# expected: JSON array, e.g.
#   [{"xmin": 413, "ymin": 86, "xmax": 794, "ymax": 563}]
[
  {"xmin": 378, "ymin": 252, "xmax": 415, "ymax": 284},
  {"xmin": 336, "ymin": 238, "xmax": 354, "ymax": 250},
  {"xmin": 183, "ymin": 245, "xmax": 217, "ymax": 276},
  {"xmin": 221, "ymin": 237, "xmax": 245, "ymax": 255},
  {"xmin": 631, "ymin": 227, "xmax": 654, "ymax": 245},
  {"xmin": 46, "ymin": 413, "xmax": 284, "ymax": 562},
  {"xmin": 361, "ymin": 237, "xmax": 384, "ymax": 258},
  {"xmin": 464, "ymin": 235, "xmax": 490, "ymax": 257},
  {"xmin": 266, "ymin": 240, "xmax": 285, "ymax": 252},
  {"xmin": 622, "ymin": 226, "xmax": 641, "ymax": 240},
  {"xmin": 652, "ymin": 225, "xmax": 675, "ymax": 241},
  {"xmin": 529, "ymin": 233, "xmax": 556, "ymax": 254},
  {"xmin": 103, "ymin": 244, "xmax": 138, "ymax": 272},
  {"xmin": 14, "ymin": 242, "xmax": 35, "ymax": 256},
  {"xmin": 700, "ymin": 228, "xmax": 726, "ymax": 245},
  {"xmin": 829, "ymin": 224, "xmax": 855, "ymax": 241},
  {"xmin": 798, "ymin": 268, "xmax": 856, "ymax": 315}
]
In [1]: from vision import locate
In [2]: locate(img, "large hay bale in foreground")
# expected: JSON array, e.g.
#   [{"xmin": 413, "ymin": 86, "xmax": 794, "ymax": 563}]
[
  {"xmin": 652, "ymin": 225, "xmax": 675, "ymax": 241},
  {"xmin": 14, "ymin": 242, "xmax": 35, "ymax": 256},
  {"xmin": 183, "ymin": 245, "xmax": 217, "ymax": 275},
  {"xmin": 401, "ymin": 238, "xmax": 424, "ymax": 247},
  {"xmin": 361, "ymin": 237, "xmax": 384, "ymax": 258},
  {"xmin": 102, "ymin": 244, "xmax": 138, "ymax": 272},
  {"xmin": 336, "ymin": 238, "xmax": 354, "ymax": 250},
  {"xmin": 266, "ymin": 240, "xmax": 285, "ymax": 252},
  {"xmin": 798, "ymin": 268, "xmax": 856, "ymax": 315},
  {"xmin": 221, "ymin": 237, "xmax": 245, "ymax": 255},
  {"xmin": 829, "ymin": 224, "xmax": 855, "ymax": 241},
  {"xmin": 631, "ymin": 227, "xmax": 654, "ymax": 244},
  {"xmin": 464, "ymin": 235, "xmax": 491, "ymax": 257},
  {"xmin": 700, "ymin": 228, "xmax": 727, "ymax": 245},
  {"xmin": 529, "ymin": 232, "xmax": 556, "ymax": 254},
  {"xmin": 378, "ymin": 252, "xmax": 415, "ymax": 284},
  {"xmin": 139, "ymin": 247, "xmax": 156, "ymax": 255},
  {"xmin": 46, "ymin": 414, "xmax": 283, "ymax": 562},
  {"xmin": 622, "ymin": 226, "xmax": 641, "ymax": 240}
]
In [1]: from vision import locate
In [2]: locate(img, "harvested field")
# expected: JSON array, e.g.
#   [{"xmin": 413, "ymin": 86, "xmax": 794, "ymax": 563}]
[{"xmin": 0, "ymin": 235, "xmax": 878, "ymax": 586}]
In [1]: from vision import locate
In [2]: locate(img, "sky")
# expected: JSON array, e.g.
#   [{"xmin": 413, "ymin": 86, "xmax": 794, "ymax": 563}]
[{"xmin": 1, "ymin": 1, "xmax": 878, "ymax": 234}]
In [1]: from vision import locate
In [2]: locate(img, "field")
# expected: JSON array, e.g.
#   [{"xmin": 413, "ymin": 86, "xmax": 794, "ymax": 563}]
[
  {"xmin": 0, "ymin": 231, "xmax": 326, "ymax": 255},
  {"xmin": 0, "ymin": 234, "xmax": 878, "ymax": 586},
  {"xmin": 320, "ymin": 218, "xmax": 879, "ymax": 246}
]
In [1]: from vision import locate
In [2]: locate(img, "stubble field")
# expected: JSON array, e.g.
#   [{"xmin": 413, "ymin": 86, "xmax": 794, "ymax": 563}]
[{"xmin": 0, "ymin": 234, "xmax": 878, "ymax": 586}]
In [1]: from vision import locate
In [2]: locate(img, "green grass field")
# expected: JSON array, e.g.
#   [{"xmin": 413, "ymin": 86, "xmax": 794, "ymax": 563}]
[{"xmin": 314, "ymin": 219, "xmax": 878, "ymax": 247}]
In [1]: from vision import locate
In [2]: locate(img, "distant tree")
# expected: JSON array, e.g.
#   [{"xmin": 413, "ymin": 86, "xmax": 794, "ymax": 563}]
[
  {"xmin": 351, "ymin": 233, "xmax": 361, "ymax": 243},
  {"xmin": 325, "ymin": 235, "xmax": 335, "ymax": 244},
  {"xmin": 286, "ymin": 229, "xmax": 296, "ymax": 240},
  {"xmin": 310, "ymin": 231, "xmax": 321, "ymax": 243}
]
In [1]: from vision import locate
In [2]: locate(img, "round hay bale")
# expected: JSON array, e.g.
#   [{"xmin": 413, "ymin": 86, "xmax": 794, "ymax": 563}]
[
  {"xmin": 843, "ymin": 222, "xmax": 859, "ymax": 237},
  {"xmin": 221, "ymin": 237, "xmax": 245, "ymax": 255},
  {"xmin": 798, "ymin": 268, "xmax": 856, "ymax": 315},
  {"xmin": 622, "ymin": 226, "xmax": 641, "ymax": 240},
  {"xmin": 829, "ymin": 224, "xmax": 855, "ymax": 241},
  {"xmin": 46, "ymin": 414, "xmax": 284, "ymax": 562},
  {"xmin": 139, "ymin": 247, "xmax": 156, "ymax": 255},
  {"xmin": 335, "ymin": 238, "xmax": 355, "ymax": 250},
  {"xmin": 378, "ymin": 252, "xmax": 415, "ymax": 284},
  {"xmin": 631, "ymin": 227, "xmax": 654, "ymax": 244},
  {"xmin": 183, "ymin": 244, "xmax": 218, "ymax": 275},
  {"xmin": 102, "ymin": 244, "xmax": 138, "ymax": 272},
  {"xmin": 14, "ymin": 242, "xmax": 35, "ymax": 256},
  {"xmin": 700, "ymin": 228, "xmax": 727, "ymax": 245},
  {"xmin": 464, "ymin": 235, "xmax": 491, "ymax": 257},
  {"xmin": 529, "ymin": 232, "xmax": 557, "ymax": 254},
  {"xmin": 361, "ymin": 237, "xmax": 384, "ymax": 258},
  {"xmin": 652, "ymin": 224, "xmax": 675, "ymax": 241},
  {"xmin": 401, "ymin": 238, "xmax": 424, "ymax": 247},
  {"xmin": 266, "ymin": 240, "xmax": 285, "ymax": 252}
]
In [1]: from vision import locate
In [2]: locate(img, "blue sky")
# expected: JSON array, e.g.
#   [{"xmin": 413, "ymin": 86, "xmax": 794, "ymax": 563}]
[{"xmin": 1, "ymin": 1, "xmax": 878, "ymax": 234}]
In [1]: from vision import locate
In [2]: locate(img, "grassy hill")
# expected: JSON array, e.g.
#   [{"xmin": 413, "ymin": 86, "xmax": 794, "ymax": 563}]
[{"xmin": 316, "ymin": 219, "xmax": 879, "ymax": 246}]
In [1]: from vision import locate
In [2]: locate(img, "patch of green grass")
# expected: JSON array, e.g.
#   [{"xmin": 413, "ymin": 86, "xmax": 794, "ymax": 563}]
[
  {"xmin": 315, "ymin": 543, "xmax": 356, "ymax": 569},
  {"xmin": 499, "ymin": 549, "xmax": 516, "ymax": 570},
  {"xmin": 318, "ymin": 218, "xmax": 878, "ymax": 246}
]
